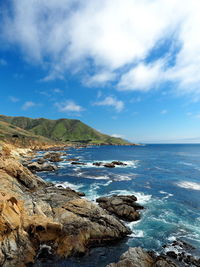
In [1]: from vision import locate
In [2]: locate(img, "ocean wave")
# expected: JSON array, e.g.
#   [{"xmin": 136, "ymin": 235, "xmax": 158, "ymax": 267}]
[
  {"xmin": 159, "ymin": 191, "xmax": 174, "ymax": 199},
  {"xmin": 176, "ymin": 181, "xmax": 200, "ymax": 191},
  {"xmin": 55, "ymin": 181, "xmax": 84, "ymax": 191},
  {"xmin": 108, "ymin": 189, "xmax": 151, "ymax": 204},
  {"xmin": 58, "ymin": 160, "xmax": 139, "ymax": 169},
  {"xmin": 128, "ymin": 230, "xmax": 144, "ymax": 238}
]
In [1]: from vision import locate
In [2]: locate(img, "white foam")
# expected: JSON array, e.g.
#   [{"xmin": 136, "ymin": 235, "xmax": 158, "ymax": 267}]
[
  {"xmin": 176, "ymin": 181, "xmax": 200, "ymax": 191},
  {"xmin": 128, "ymin": 230, "xmax": 144, "ymax": 238},
  {"xmin": 55, "ymin": 182, "xmax": 83, "ymax": 191},
  {"xmin": 159, "ymin": 191, "xmax": 174, "ymax": 199},
  {"xmin": 108, "ymin": 190, "xmax": 151, "ymax": 204}
]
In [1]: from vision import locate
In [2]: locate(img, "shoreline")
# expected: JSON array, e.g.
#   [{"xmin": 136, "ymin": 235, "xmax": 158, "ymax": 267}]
[{"xmin": 0, "ymin": 143, "xmax": 199, "ymax": 267}]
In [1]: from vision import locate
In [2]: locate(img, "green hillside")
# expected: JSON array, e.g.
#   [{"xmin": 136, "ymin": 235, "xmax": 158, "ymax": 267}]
[
  {"xmin": 0, "ymin": 120, "xmax": 55, "ymax": 147},
  {"xmin": 0, "ymin": 115, "xmax": 130, "ymax": 145}
]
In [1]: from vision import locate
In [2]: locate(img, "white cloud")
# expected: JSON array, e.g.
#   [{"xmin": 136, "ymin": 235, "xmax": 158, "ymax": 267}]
[
  {"xmin": 118, "ymin": 60, "xmax": 164, "ymax": 91},
  {"xmin": 84, "ymin": 71, "xmax": 116, "ymax": 86},
  {"xmin": 55, "ymin": 100, "xmax": 84, "ymax": 113},
  {"xmin": 22, "ymin": 101, "xmax": 36, "ymax": 110},
  {"xmin": 2, "ymin": 0, "xmax": 200, "ymax": 96},
  {"xmin": 93, "ymin": 96, "xmax": 124, "ymax": 112}
]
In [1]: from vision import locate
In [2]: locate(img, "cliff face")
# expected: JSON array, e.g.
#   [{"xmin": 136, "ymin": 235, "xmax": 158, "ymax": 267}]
[{"xmin": 0, "ymin": 149, "xmax": 130, "ymax": 266}]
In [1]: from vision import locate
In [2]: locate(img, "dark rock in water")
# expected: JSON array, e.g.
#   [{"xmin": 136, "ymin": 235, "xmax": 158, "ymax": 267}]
[
  {"xmin": 104, "ymin": 163, "xmax": 116, "ymax": 168},
  {"xmin": 93, "ymin": 162, "xmax": 103, "ymax": 166},
  {"xmin": 27, "ymin": 161, "xmax": 58, "ymax": 172},
  {"xmin": 162, "ymin": 240, "xmax": 200, "ymax": 267},
  {"xmin": 71, "ymin": 161, "xmax": 86, "ymax": 165},
  {"xmin": 37, "ymin": 245, "xmax": 54, "ymax": 261},
  {"xmin": 66, "ymin": 158, "xmax": 79, "ymax": 161},
  {"xmin": 92, "ymin": 161, "xmax": 127, "ymax": 168},
  {"xmin": 37, "ymin": 158, "xmax": 46, "ymax": 164},
  {"xmin": 107, "ymin": 247, "xmax": 178, "ymax": 267},
  {"xmin": 112, "ymin": 161, "xmax": 127, "ymax": 166},
  {"xmin": 166, "ymin": 251, "xmax": 177, "ymax": 259},
  {"xmin": 44, "ymin": 152, "xmax": 63, "ymax": 162},
  {"xmin": 96, "ymin": 195, "xmax": 144, "ymax": 222}
]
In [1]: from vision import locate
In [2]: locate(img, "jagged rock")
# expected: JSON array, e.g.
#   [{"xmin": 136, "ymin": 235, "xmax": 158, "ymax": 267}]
[
  {"xmin": 107, "ymin": 247, "xmax": 178, "ymax": 267},
  {"xmin": 27, "ymin": 161, "xmax": 58, "ymax": 172},
  {"xmin": 37, "ymin": 158, "xmax": 47, "ymax": 164},
  {"xmin": 162, "ymin": 240, "xmax": 200, "ymax": 266},
  {"xmin": 97, "ymin": 195, "xmax": 144, "ymax": 222},
  {"xmin": 43, "ymin": 152, "xmax": 63, "ymax": 162},
  {"xmin": 0, "ymin": 154, "xmax": 130, "ymax": 266}
]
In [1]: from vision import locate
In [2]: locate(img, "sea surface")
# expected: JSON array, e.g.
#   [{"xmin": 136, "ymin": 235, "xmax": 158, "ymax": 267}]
[{"xmin": 35, "ymin": 144, "xmax": 200, "ymax": 267}]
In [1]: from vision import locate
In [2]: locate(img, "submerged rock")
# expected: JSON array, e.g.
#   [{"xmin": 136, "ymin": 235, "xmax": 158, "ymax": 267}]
[
  {"xmin": 93, "ymin": 162, "xmax": 103, "ymax": 166},
  {"xmin": 92, "ymin": 161, "xmax": 127, "ymax": 168},
  {"xmin": 96, "ymin": 195, "xmax": 144, "ymax": 222},
  {"xmin": 104, "ymin": 163, "xmax": 116, "ymax": 168},
  {"xmin": 66, "ymin": 158, "xmax": 79, "ymax": 161},
  {"xmin": 111, "ymin": 161, "xmax": 127, "ymax": 166},
  {"xmin": 107, "ymin": 247, "xmax": 178, "ymax": 267},
  {"xmin": 71, "ymin": 161, "xmax": 86, "ymax": 165}
]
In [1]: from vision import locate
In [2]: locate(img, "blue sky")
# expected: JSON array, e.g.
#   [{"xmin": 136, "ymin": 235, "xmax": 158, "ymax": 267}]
[{"xmin": 1, "ymin": 0, "xmax": 200, "ymax": 143}]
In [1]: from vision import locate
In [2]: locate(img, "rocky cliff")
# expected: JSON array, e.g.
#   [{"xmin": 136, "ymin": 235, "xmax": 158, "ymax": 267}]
[{"xmin": 0, "ymin": 147, "xmax": 130, "ymax": 266}]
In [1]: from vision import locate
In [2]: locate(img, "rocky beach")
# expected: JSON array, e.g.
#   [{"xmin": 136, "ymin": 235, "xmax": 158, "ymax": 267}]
[{"xmin": 0, "ymin": 143, "xmax": 199, "ymax": 266}]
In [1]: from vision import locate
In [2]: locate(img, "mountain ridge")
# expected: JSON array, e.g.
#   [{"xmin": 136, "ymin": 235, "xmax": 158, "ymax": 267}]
[{"xmin": 0, "ymin": 115, "xmax": 131, "ymax": 145}]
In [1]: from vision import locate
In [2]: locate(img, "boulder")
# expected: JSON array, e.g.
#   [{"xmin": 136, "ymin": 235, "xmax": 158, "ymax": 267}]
[
  {"xmin": 104, "ymin": 163, "xmax": 116, "ymax": 168},
  {"xmin": 97, "ymin": 195, "xmax": 144, "ymax": 222},
  {"xmin": 27, "ymin": 162, "xmax": 58, "ymax": 172},
  {"xmin": 43, "ymin": 152, "xmax": 63, "ymax": 162},
  {"xmin": 107, "ymin": 247, "xmax": 178, "ymax": 267}
]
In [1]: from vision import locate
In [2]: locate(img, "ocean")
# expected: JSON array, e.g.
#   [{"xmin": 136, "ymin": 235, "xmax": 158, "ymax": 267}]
[{"xmin": 35, "ymin": 144, "xmax": 200, "ymax": 266}]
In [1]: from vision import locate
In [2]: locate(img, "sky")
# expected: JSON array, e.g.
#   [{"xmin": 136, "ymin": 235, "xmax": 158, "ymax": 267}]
[{"xmin": 1, "ymin": 0, "xmax": 200, "ymax": 143}]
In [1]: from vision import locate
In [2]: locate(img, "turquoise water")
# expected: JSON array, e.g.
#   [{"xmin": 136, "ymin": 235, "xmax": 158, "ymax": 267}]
[{"xmin": 37, "ymin": 144, "xmax": 200, "ymax": 266}]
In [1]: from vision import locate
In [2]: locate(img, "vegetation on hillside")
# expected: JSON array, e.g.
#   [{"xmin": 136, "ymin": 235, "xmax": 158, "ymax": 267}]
[{"xmin": 0, "ymin": 115, "xmax": 130, "ymax": 145}]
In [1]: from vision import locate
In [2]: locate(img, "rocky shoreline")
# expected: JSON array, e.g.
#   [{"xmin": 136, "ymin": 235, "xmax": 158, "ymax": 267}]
[{"xmin": 0, "ymin": 144, "xmax": 199, "ymax": 267}]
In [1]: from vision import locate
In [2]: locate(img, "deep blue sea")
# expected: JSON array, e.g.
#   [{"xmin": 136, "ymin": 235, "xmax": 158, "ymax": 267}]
[{"xmin": 36, "ymin": 144, "xmax": 200, "ymax": 267}]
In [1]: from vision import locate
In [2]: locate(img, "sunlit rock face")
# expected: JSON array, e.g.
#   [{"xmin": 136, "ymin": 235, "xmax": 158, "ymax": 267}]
[{"xmin": 0, "ymin": 151, "xmax": 130, "ymax": 266}]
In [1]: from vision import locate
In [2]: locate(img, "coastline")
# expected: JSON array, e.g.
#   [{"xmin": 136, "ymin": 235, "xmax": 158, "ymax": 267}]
[{"xmin": 0, "ymin": 143, "xmax": 199, "ymax": 267}]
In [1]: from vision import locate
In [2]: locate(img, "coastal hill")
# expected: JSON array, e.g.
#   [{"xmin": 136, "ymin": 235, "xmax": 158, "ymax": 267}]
[
  {"xmin": 0, "ymin": 115, "xmax": 130, "ymax": 145},
  {"xmin": 0, "ymin": 119, "xmax": 55, "ymax": 147}
]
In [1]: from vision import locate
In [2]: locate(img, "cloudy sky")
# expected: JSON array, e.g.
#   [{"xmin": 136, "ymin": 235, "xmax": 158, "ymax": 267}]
[{"xmin": 1, "ymin": 0, "xmax": 200, "ymax": 143}]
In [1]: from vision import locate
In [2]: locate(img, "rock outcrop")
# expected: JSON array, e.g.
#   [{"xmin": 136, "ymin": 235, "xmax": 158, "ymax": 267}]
[
  {"xmin": 0, "ymin": 153, "xmax": 130, "ymax": 266},
  {"xmin": 107, "ymin": 247, "xmax": 178, "ymax": 267},
  {"xmin": 27, "ymin": 161, "xmax": 58, "ymax": 172},
  {"xmin": 43, "ymin": 152, "xmax": 63, "ymax": 162},
  {"xmin": 97, "ymin": 195, "xmax": 144, "ymax": 222},
  {"xmin": 92, "ymin": 161, "xmax": 127, "ymax": 168},
  {"xmin": 162, "ymin": 240, "xmax": 200, "ymax": 266}
]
